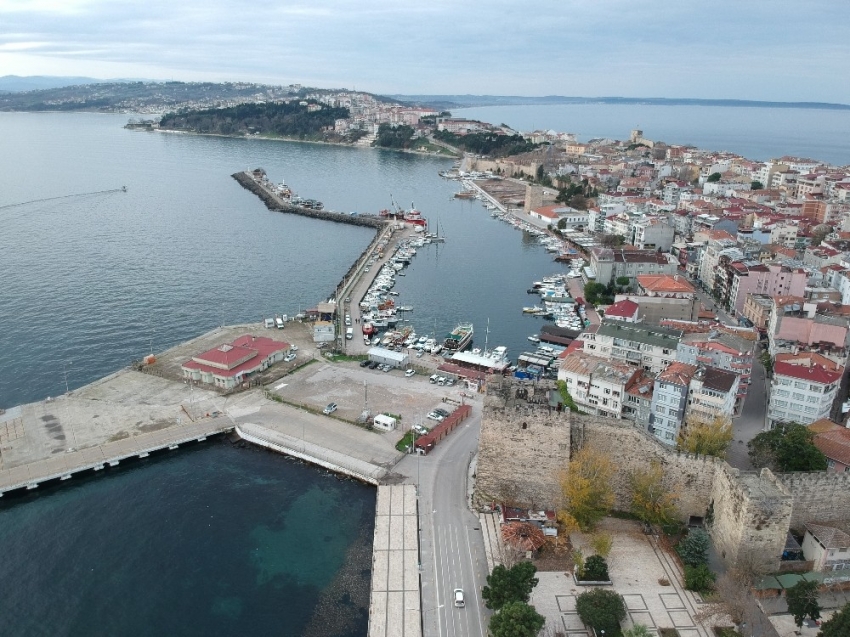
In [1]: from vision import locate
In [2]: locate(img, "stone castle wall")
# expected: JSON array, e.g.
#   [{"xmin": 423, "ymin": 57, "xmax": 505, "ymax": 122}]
[
  {"xmin": 477, "ymin": 376, "xmax": 850, "ymax": 571},
  {"xmin": 571, "ymin": 415, "xmax": 720, "ymax": 521},
  {"xmin": 709, "ymin": 467, "xmax": 794, "ymax": 572},
  {"xmin": 776, "ymin": 471, "xmax": 850, "ymax": 530},
  {"xmin": 476, "ymin": 377, "xmax": 570, "ymax": 509}
]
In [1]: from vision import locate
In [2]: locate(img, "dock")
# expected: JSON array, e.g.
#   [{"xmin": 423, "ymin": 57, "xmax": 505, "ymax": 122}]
[
  {"xmin": 368, "ymin": 484, "xmax": 422, "ymax": 637},
  {"xmin": 0, "ymin": 416, "xmax": 232, "ymax": 495}
]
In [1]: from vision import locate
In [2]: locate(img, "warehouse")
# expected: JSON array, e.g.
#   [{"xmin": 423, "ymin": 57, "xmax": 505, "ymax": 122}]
[{"xmin": 368, "ymin": 347, "xmax": 409, "ymax": 368}]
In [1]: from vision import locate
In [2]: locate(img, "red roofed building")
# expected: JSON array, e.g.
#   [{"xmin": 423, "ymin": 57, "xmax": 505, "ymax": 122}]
[
  {"xmin": 182, "ymin": 335, "xmax": 291, "ymax": 389},
  {"xmin": 604, "ymin": 299, "xmax": 639, "ymax": 323},
  {"xmin": 813, "ymin": 427, "xmax": 850, "ymax": 472},
  {"xmin": 768, "ymin": 353, "xmax": 844, "ymax": 428}
]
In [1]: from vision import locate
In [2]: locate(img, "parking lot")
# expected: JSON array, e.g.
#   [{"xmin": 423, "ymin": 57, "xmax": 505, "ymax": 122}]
[{"xmin": 267, "ymin": 360, "xmax": 471, "ymax": 433}]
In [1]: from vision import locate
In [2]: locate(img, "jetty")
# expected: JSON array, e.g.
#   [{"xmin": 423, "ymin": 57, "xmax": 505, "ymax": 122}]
[{"xmin": 232, "ymin": 169, "xmax": 387, "ymax": 229}]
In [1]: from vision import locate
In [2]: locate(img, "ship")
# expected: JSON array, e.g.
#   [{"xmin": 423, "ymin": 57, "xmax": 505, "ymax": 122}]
[
  {"xmin": 378, "ymin": 196, "xmax": 428, "ymax": 227},
  {"xmin": 443, "ymin": 322, "xmax": 474, "ymax": 352}
]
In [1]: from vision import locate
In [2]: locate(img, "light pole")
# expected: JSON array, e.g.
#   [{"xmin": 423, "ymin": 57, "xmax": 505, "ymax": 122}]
[{"xmin": 62, "ymin": 360, "xmax": 73, "ymax": 394}]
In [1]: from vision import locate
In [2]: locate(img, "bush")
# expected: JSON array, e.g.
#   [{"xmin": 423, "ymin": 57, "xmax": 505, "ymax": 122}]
[
  {"xmin": 684, "ymin": 564, "xmax": 716, "ymax": 593},
  {"xmin": 581, "ymin": 555, "xmax": 610, "ymax": 582},
  {"xmin": 576, "ymin": 588, "xmax": 626, "ymax": 633},
  {"xmin": 677, "ymin": 528, "xmax": 709, "ymax": 567}
]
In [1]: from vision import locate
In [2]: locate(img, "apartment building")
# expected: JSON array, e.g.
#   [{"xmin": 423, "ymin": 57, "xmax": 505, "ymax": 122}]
[
  {"xmin": 768, "ymin": 353, "xmax": 843, "ymax": 428},
  {"xmin": 583, "ymin": 320, "xmax": 682, "ymax": 374},
  {"xmin": 676, "ymin": 331, "xmax": 753, "ymax": 414},
  {"xmin": 588, "ymin": 247, "xmax": 679, "ymax": 286},
  {"xmin": 650, "ymin": 362, "xmax": 696, "ymax": 444},
  {"xmin": 557, "ymin": 351, "xmax": 638, "ymax": 418}
]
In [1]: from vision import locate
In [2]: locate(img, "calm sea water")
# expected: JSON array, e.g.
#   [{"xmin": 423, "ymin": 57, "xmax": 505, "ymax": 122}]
[
  {"xmin": 0, "ymin": 440, "xmax": 376, "ymax": 637},
  {"xmin": 0, "ymin": 112, "xmax": 568, "ymax": 636},
  {"xmin": 455, "ymin": 104, "xmax": 850, "ymax": 166}
]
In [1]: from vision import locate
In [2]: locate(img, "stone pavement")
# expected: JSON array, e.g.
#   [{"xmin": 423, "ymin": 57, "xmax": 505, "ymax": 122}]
[{"xmin": 531, "ymin": 518, "xmax": 715, "ymax": 637}]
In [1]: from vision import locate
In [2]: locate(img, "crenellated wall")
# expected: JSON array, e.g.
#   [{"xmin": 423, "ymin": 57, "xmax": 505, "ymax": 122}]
[
  {"xmin": 775, "ymin": 470, "xmax": 850, "ymax": 530},
  {"xmin": 476, "ymin": 376, "xmax": 850, "ymax": 572}
]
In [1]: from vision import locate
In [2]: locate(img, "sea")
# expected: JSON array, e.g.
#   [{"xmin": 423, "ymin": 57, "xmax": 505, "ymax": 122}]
[
  {"xmin": 1, "ymin": 105, "xmax": 848, "ymax": 635},
  {"xmin": 455, "ymin": 103, "xmax": 850, "ymax": 166}
]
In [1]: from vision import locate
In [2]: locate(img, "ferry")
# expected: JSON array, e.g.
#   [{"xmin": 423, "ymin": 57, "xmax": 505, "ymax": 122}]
[{"xmin": 443, "ymin": 323, "xmax": 474, "ymax": 352}]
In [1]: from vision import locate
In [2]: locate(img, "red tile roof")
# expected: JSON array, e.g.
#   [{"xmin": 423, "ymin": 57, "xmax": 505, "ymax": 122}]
[
  {"xmin": 814, "ymin": 428, "xmax": 850, "ymax": 467},
  {"xmin": 605, "ymin": 299, "xmax": 639, "ymax": 318},
  {"xmin": 773, "ymin": 361, "xmax": 842, "ymax": 385},
  {"xmin": 637, "ymin": 274, "xmax": 695, "ymax": 294}
]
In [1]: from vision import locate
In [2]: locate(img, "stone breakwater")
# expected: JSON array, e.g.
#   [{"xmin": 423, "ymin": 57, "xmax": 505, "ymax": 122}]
[{"xmin": 231, "ymin": 171, "xmax": 387, "ymax": 229}]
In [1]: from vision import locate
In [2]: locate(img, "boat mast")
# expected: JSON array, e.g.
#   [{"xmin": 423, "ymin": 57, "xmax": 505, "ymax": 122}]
[{"xmin": 484, "ymin": 318, "xmax": 490, "ymax": 353}]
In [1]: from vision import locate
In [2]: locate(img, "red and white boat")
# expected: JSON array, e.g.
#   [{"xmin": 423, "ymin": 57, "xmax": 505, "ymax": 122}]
[{"xmin": 379, "ymin": 197, "xmax": 427, "ymax": 227}]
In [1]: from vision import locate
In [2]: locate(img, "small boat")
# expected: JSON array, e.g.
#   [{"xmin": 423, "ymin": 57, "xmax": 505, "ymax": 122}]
[
  {"xmin": 528, "ymin": 335, "xmax": 540, "ymax": 343},
  {"xmin": 522, "ymin": 306, "xmax": 544, "ymax": 314}
]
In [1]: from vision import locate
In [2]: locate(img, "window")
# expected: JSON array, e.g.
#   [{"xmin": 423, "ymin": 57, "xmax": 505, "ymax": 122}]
[
  {"xmin": 775, "ymin": 389, "xmax": 790, "ymax": 397},
  {"xmin": 794, "ymin": 381, "xmax": 807, "ymax": 389},
  {"xmin": 774, "ymin": 400, "xmax": 788, "ymax": 408},
  {"xmin": 804, "ymin": 406, "xmax": 817, "ymax": 414},
  {"xmin": 668, "ymin": 408, "xmax": 678, "ymax": 416},
  {"xmin": 792, "ymin": 392, "xmax": 805, "ymax": 401},
  {"xmin": 604, "ymin": 388, "xmax": 611, "ymax": 395},
  {"xmin": 807, "ymin": 395, "xmax": 818, "ymax": 403},
  {"xmin": 779, "ymin": 378, "xmax": 791, "ymax": 386},
  {"xmin": 656, "ymin": 405, "xmax": 665, "ymax": 413},
  {"xmin": 809, "ymin": 384, "xmax": 821, "ymax": 393}
]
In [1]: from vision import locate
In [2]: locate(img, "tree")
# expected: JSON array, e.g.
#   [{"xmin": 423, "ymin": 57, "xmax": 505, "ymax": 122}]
[
  {"xmin": 678, "ymin": 415, "xmax": 734, "ymax": 458},
  {"xmin": 677, "ymin": 528, "xmax": 709, "ymax": 567},
  {"xmin": 629, "ymin": 460, "xmax": 679, "ymax": 526},
  {"xmin": 590, "ymin": 531, "xmax": 613, "ymax": 558},
  {"xmin": 582, "ymin": 555, "xmax": 610, "ymax": 581},
  {"xmin": 684, "ymin": 564, "xmax": 715, "ymax": 593},
  {"xmin": 557, "ymin": 218, "xmax": 567, "ymax": 230},
  {"xmin": 818, "ymin": 600, "xmax": 850, "ymax": 636},
  {"xmin": 556, "ymin": 380, "xmax": 580, "ymax": 412},
  {"xmin": 488, "ymin": 601, "xmax": 545, "ymax": 637},
  {"xmin": 575, "ymin": 588, "xmax": 626, "ymax": 633},
  {"xmin": 600, "ymin": 233, "xmax": 626, "ymax": 248},
  {"xmin": 558, "ymin": 446, "xmax": 615, "ymax": 531},
  {"xmin": 748, "ymin": 422, "xmax": 828, "ymax": 472},
  {"xmin": 707, "ymin": 172, "xmax": 722, "ymax": 182},
  {"xmin": 482, "ymin": 562, "xmax": 539, "ymax": 610},
  {"xmin": 786, "ymin": 579, "xmax": 821, "ymax": 628},
  {"xmin": 751, "ymin": 180, "xmax": 764, "ymax": 190},
  {"xmin": 615, "ymin": 275, "xmax": 631, "ymax": 291},
  {"xmin": 624, "ymin": 626, "xmax": 653, "ymax": 637}
]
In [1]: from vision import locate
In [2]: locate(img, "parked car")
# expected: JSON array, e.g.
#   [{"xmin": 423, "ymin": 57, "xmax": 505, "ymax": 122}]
[
  {"xmin": 429, "ymin": 374, "xmax": 439, "ymax": 383},
  {"xmin": 359, "ymin": 359, "xmax": 370, "ymax": 367},
  {"xmin": 284, "ymin": 352, "xmax": 297, "ymax": 362},
  {"xmin": 368, "ymin": 361, "xmax": 380, "ymax": 369},
  {"xmin": 413, "ymin": 424, "xmax": 428, "ymax": 435},
  {"xmin": 323, "ymin": 403, "xmax": 338, "ymax": 415},
  {"xmin": 434, "ymin": 408, "xmax": 450, "ymax": 418},
  {"xmin": 405, "ymin": 369, "xmax": 416, "ymax": 377},
  {"xmin": 427, "ymin": 411, "xmax": 445, "ymax": 422}
]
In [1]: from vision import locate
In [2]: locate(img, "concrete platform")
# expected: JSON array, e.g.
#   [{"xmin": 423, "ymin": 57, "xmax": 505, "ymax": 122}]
[{"xmin": 369, "ymin": 484, "xmax": 422, "ymax": 637}]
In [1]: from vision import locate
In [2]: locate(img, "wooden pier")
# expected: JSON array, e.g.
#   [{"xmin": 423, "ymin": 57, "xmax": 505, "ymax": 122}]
[{"xmin": 0, "ymin": 418, "xmax": 233, "ymax": 496}]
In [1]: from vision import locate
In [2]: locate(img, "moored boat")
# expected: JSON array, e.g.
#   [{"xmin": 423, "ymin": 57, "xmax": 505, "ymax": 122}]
[{"xmin": 443, "ymin": 322, "xmax": 474, "ymax": 352}]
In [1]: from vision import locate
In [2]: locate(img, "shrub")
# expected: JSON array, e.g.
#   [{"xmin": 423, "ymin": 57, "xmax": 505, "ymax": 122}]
[
  {"xmin": 684, "ymin": 564, "xmax": 716, "ymax": 593},
  {"xmin": 575, "ymin": 588, "xmax": 626, "ymax": 633},
  {"xmin": 677, "ymin": 528, "xmax": 709, "ymax": 567},
  {"xmin": 581, "ymin": 555, "xmax": 610, "ymax": 582}
]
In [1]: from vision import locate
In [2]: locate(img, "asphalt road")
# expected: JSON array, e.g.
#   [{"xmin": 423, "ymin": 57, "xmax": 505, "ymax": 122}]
[
  {"xmin": 394, "ymin": 403, "xmax": 491, "ymax": 637},
  {"xmin": 727, "ymin": 350, "xmax": 769, "ymax": 469}
]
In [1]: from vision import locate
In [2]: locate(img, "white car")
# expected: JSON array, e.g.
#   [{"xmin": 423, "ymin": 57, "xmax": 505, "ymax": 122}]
[
  {"xmin": 454, "ymin": 589, "xmax": 465, "ymax": 608},
  {"xmin": 405, "ymin": 369, "xmax": 416, "ymax": 377},
  {"xmin": 323, "ymin": 403, "xmax": 338, "ymax": 415},
  {"xmin": 284, "ymin": 352, "xmax": 297, "ymax": 362}
]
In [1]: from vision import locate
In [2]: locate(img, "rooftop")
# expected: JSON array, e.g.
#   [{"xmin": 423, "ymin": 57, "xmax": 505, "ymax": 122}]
[
  {"xmin": 814, "ymin": 428, "xmax": 850, "ymax": 467},
  {"xmin": 773, "ymin": 360, "xmax": 843, "ymax": 385},
  {"xmin": 805, "ymin": 522, "xmax": 850, "ymax": 550},
  {"xmin": 604, "ymin": 299, "xmax": 639, "ymax": 318},
  {"xmin": 657, "ymin": 362, "xmax": 698, "ymax": 386},
  {"xmin": 697, "ymin": 366, "xmax": 738, "ymax": 393},
  {"xmin": 637, "ymin": 274, "xmax": 695, "ymax": 295},
  {"xmin": 597, "ymin": 320, "xmax": 683, "ymax": 349}
]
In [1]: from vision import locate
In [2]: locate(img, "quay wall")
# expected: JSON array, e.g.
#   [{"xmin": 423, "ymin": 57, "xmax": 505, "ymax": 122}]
[{"xmin": 232, "ymin": 171, "xmax": 387, "ymax": 229}]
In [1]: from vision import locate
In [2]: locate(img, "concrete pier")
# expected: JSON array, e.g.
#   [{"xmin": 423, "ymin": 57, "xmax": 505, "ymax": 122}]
[
  {"xmin": 369, "ymin": 484, "xmax": 422, "ymax": 637},
  {"xmin": 0, "ymin": 418, "xmax": 232, "ymax": 496}
]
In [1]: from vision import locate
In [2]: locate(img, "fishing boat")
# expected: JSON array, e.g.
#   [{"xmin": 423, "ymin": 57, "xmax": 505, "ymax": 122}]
[{"xmin": 443, "ymin": 322, "xmax": 474, "ymax": 352}]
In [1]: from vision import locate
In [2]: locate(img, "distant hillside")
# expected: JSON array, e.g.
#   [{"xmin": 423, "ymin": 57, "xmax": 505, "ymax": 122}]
[
  {"xmin": 390, "ymin": 94, "xmax": 850, "ymax": 111},
  {"xmin": 0, "ymin": 75, "xmax": 112, "ymax": 93},
  {"xmin": 158, "ymin": 100, "xmax": 350, "ymax": 140}
]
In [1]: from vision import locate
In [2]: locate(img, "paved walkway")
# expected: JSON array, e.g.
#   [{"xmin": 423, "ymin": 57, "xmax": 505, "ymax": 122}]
[{"xmin": 532, "ymin": 519, "xmax": 713, "ymax": 637}]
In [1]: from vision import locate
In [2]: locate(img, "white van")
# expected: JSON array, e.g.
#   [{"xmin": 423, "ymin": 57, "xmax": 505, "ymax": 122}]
[{"xmin": 345, "ymin": 327, "xmax": 354, "ymax": 340}]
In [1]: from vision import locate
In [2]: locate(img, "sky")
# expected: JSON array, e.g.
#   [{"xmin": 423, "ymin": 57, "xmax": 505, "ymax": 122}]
[{"xmin": 1, "ymin": 0, "xmax": 849, "ymax": 103}]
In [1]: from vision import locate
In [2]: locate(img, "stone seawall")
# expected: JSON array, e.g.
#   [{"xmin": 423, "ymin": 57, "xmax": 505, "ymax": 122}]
[{"xmin": 232, "ymin": 171, "xmax": 387, "ymax": 229}]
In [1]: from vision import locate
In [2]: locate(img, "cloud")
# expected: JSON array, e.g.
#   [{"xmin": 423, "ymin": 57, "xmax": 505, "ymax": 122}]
[{"xmin": 0, "ymin": 0, "xmax": 847, "ymax": 102}]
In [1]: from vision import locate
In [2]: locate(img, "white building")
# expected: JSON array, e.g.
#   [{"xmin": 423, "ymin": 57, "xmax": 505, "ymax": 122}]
[
  {"xmin": 558, "ymin": 351, "xmax": 638, "ymax": 418},
  {"xmin": 582, "ymin": 320, "xmax": 682, "ymax": 374},
  {"xmin": 768, "ymin": 353, "xmax": 843, "ymax": 428}
]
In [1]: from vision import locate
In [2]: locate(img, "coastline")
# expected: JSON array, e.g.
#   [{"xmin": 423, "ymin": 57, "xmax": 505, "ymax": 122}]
[{"xmin": 154, "ymin": 127, "xmax": 458, "ymax": 158}]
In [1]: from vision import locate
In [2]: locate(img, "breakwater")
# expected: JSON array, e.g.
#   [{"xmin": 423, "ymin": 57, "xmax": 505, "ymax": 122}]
[{"xmin": 232, "ymin": 170, "xmax": 387, "ymax": 229}]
